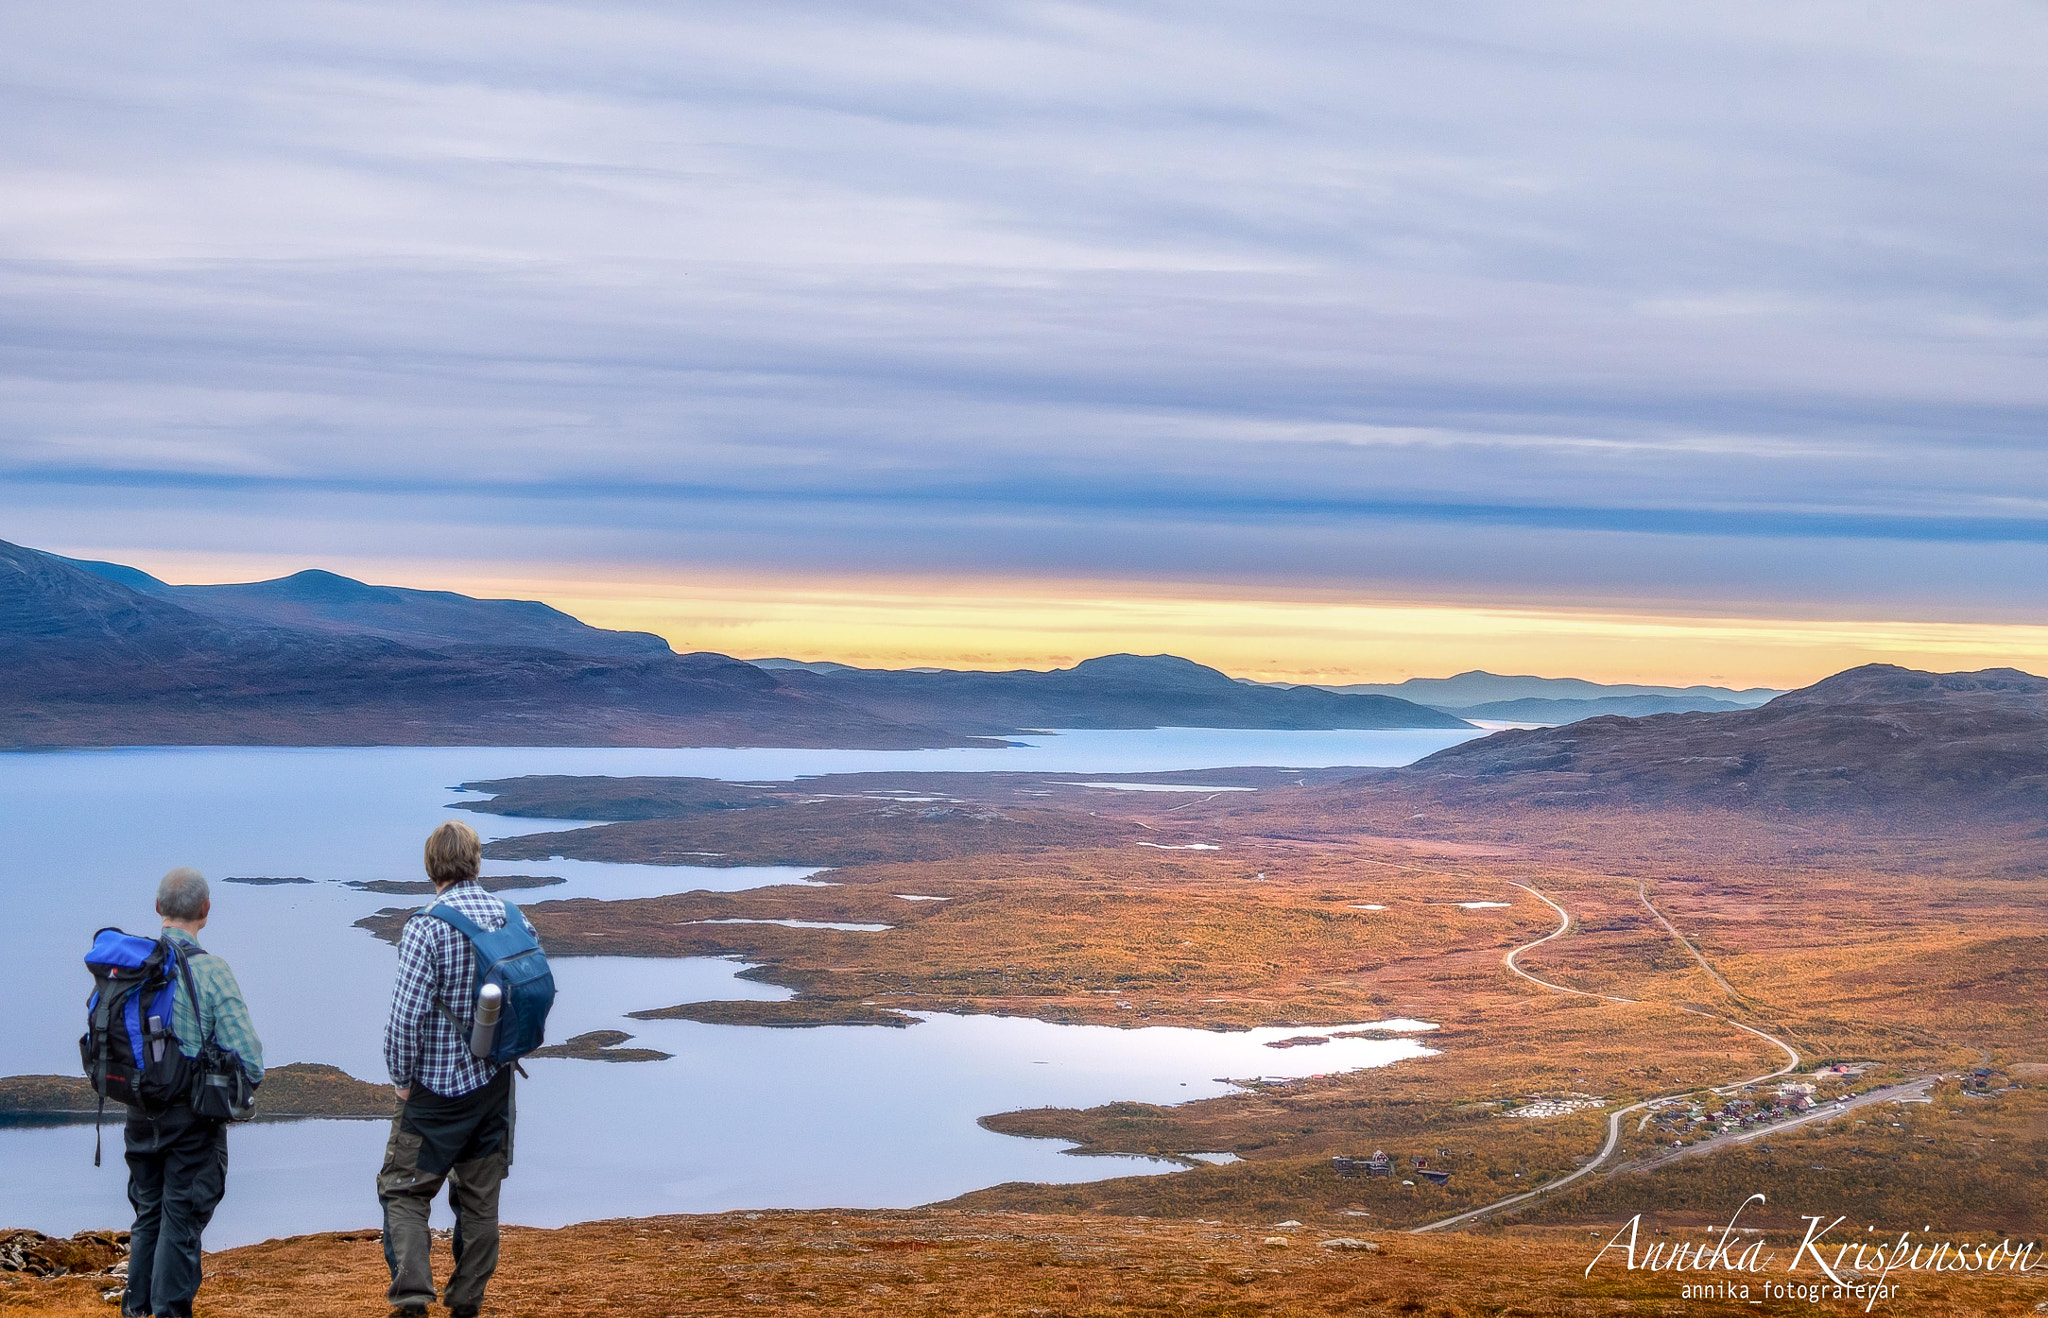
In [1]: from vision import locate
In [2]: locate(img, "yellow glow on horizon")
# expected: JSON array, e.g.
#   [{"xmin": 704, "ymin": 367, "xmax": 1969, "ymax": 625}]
[
  {"xmin": 79, "ymin": 549, "xmax": 2048, "ymax": 689},
  {"xmin": 539, "ymin": 577, "xmax": 2048, "ymax": 690}
]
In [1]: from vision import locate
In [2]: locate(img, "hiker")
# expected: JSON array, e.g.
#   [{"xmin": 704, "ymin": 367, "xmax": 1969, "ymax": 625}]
[
  {"xmin": 379, "ymin": 820, "xmax": 553, "ymax": 1318},
  {"xmin": 121, "ymin": 867, "xmax": 264, "ymax": 1318}
]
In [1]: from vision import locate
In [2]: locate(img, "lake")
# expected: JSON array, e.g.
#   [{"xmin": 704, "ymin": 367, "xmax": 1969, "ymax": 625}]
[{"xmin": 0, "ymin": 727, "xmax": 1478, "ymax": 1245}]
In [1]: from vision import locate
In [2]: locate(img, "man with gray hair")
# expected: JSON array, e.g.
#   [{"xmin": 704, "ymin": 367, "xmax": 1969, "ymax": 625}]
[{"xmin": 122, "ymin": 867, "xmax": 263, "ymax": 1318}]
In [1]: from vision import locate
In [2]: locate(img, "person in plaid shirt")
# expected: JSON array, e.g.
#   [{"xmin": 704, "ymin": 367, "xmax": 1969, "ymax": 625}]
[
  {"xmin": 378, "ymin": 821, "xmax": 529, "ymax": 1318},
  {"xmin": 123, "ymin": 867, "xmax": 264, "ymax": 1318}
]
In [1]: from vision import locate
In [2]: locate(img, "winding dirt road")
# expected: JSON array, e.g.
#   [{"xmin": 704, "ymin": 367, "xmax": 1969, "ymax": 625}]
[
  {"xmin": 1411, "ymin": 882, "xmax": 1802, "ymax": 1234},
  {"xmin": 1501, "ymin": 881, "xmax": 1635, "ymax": 1004},
  {"xmin": 1636, "ymin": 881, "xmax": 1742, "ymax": 1000}
]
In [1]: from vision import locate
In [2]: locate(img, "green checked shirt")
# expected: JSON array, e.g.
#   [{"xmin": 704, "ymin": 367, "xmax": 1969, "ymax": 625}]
[{"xmin": 162, "ymin": 927, "xmax": 265, "ymax": 1084}]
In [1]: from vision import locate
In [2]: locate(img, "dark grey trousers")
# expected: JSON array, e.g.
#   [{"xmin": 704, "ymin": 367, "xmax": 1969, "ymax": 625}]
[
  {"xmin": 123, "ymin": 1104, "xmax": 227, "ymax": 1318},
  {"xmin": 377, "ymin": 1112, "xmax": 510, "ymax": 1312}
]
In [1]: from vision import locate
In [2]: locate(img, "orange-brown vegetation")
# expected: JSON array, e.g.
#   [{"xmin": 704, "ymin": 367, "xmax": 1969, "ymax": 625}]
[
  {"xmin": 5, "ymin": 1211, "xmax": 2043, "ymax": 1318},
  {"xmin": 437, "ymin": 761, "xmax": 2048, "ymax": 1241}
]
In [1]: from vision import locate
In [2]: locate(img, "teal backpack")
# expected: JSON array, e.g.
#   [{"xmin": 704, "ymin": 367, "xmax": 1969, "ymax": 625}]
[{"xmin": 423, "ymin": 899, "xmax": 556, "ymax": 1066}]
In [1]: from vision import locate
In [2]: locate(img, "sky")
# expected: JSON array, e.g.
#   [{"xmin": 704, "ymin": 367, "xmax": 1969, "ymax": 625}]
[{"xmin": 3, "ymin": 2, "xmax": 2046, "ymax": 685}]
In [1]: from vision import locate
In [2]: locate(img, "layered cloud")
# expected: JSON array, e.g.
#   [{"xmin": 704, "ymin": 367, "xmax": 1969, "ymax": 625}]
[{"xmin": 3, "ymin": 1, "xmax": 2046, "ymax": 649}]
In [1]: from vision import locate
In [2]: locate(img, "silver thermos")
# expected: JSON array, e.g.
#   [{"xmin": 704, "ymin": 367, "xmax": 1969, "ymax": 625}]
[{"xmin": 470, "ymin": 983, "xmax": 503, "ymax": 1059}]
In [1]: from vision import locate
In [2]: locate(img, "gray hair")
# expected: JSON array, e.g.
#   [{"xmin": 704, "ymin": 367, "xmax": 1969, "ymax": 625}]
[{"xmin": 156, "ymin": 867, "xmax": 210, "ymax": 921}]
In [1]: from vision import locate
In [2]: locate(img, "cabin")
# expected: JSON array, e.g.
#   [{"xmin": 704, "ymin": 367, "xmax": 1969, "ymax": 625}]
[{"xmin": 1332, "ymin": 1150, "xmax": 1393, "ymax": 1178}]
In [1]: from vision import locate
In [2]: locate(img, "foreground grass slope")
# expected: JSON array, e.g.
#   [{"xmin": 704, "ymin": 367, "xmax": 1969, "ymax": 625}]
[{"xmin": 5, "ymin": 1210, "xmax": 2042, "ymax": 1317}]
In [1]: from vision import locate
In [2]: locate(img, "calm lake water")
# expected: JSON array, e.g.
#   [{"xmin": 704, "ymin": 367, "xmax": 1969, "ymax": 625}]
[{"xmin": 0, "ymin": 728, "xmax": 1476, "ymax": 1244}]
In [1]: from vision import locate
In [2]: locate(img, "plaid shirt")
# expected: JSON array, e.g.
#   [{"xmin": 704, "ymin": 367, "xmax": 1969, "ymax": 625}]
[
  {"xmin": 383, "ymin": 881, "xmax": 532, "ymax": 1098},
  {"xmin": 162, "ymin": 927, "xmax": 264, "ymax": 1084}
]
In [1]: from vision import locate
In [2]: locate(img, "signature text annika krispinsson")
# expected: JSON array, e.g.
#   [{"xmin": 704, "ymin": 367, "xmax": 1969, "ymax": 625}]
[{"xmin": 1584, "ymin": 1193, "xmax": 2038, "ymax": 1311}]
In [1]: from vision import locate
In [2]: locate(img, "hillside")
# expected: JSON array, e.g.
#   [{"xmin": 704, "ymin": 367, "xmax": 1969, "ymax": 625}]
[
  {"xmin": 32, "ymin": 1212, "xmax": 2020, "ymax": 1318},
  {"xmin": 1373, "ymin": 664, "xmax": 2048, "ymax": 817}
]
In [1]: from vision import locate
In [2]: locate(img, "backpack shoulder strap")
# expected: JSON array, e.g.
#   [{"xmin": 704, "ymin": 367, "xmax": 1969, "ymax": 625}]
[
  {"xmin": 170, "ymin": 941, "xmax": 215, "ymax": 1047},
  {"xmin": 423, "ymin": 900, "xmax": 487, "ymax": 940},
  {"xmin": 416, "ymin": 898, "xmax": 485, "ymax": 1035}
]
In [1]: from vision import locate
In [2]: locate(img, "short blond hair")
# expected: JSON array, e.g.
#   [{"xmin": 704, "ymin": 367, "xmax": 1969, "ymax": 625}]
[{"xmin": 424, "ymin": 820, "xmax": 482, "ymax": 887}]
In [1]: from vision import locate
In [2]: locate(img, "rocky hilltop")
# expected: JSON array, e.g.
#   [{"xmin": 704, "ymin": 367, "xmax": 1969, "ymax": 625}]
[{"xmin": 1374, "ymin": 663, "xmax": 2048, "ymax": 817}]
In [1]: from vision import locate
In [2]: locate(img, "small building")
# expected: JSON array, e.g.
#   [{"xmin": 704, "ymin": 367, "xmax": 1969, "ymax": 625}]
[
  {"xmin": 1332, "ymin": 1150, "xmax": 1394, "ymax": 1178},
  {"xmin": 1354, "ymin": 1150, "xmax": 1392, "ymax": 1177}
]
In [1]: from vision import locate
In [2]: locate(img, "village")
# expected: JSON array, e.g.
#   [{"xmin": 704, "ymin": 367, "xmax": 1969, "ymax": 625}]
[
  {"xmin": 1324, "ymin": 1070, "xmax": 1886, "ymax": 1195},
  {"xmin": 1642, "ymin": 1080, "xmax": 1832, "ymax": 1144}
]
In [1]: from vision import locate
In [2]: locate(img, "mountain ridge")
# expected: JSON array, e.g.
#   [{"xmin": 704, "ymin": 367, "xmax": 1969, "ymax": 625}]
[
  {"xmin": 1452, "ymin": 693, "xmax": 1747, "ymax": 722},
  {"xmin": 767, "ymin": 651, "xmax": 1474, "ymax": 733},
  {"xmin": 59, "ymin": 555, "xmax": 673, "ymax": 658},
  {"xmin": 1, "ymin": 541, "xmax": 960, "ymax": 748},
  {"xmin": 2, "ymin": 541, "xmax": 1468, "ymax": 745}
]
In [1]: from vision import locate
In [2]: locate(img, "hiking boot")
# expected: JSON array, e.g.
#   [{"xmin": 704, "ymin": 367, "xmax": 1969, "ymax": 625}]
[
  {"xmin": 450, "ymin": 1307, "xmax": 480, "ymax": 1318},
  {"xmin": 390, "ymin": 1307, "xmax": 427, "ymax": 1318}
]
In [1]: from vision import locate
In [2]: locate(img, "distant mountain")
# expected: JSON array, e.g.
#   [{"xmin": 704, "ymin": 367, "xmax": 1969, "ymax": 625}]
[
  {"xmin": 1307, "ymin": 670, "xmax": 1780, "ymax": 709},
  {"xmin": 1373, "ymin": 664, "xmax": 2048, "ymax": 817},
  {"xmin": 750, "ymin": 658, "xmax": 867, "ymax": 674},
  {"xmin": 1, "ymin": 540, "xmax": 955, "ymax": 749},
  {"xmin": 752, "ymin": 657, "xmax": 956, "ymax": 674},
  {"xmin": 1453, "ymin": 694, "xmax": 1747, "ymax": 722},
  {"xmin": 771, "ymin": 653, "xmax": 1472, "ymax": 733},
  {"xmin": 60, "ymin": 556, "xmax": 670, "ymax": 658},
  {"xmin": 2, "ymin": 542, "xmax": 1467, "ymax": 746}
]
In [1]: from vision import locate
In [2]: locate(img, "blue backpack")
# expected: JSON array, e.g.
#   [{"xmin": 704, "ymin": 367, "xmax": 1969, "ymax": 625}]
[
  {"xmin": 422, "ymin": 898, "xmax": 555, "ymax": 1068},
  {"xmin": 80, "ymin": 928, "xmax": 193, "ymax": 1162}
]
